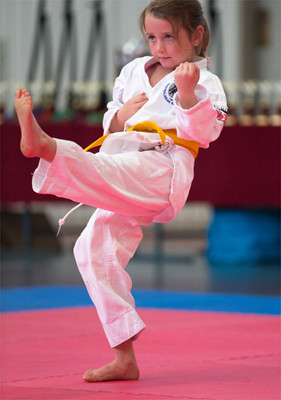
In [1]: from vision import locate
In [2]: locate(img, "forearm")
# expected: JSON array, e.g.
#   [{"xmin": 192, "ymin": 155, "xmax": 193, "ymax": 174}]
[
  {"xmin": 174, "ymin": 62, "xmax": 200, "ymax": 110},
  {"xmin": 177, "ymin": 91, "xmax": 198, "ymax": 110},
  {"xmin": 109, "ymin": 110, "xmax": 125, "ymax": 133},
  {"xmin": 108, "ymin": 93, "xmax": 149, "ymax": 133},
  {"xmin": 175, "ymin": 97, "xmax": 222, "ymax": 148}
]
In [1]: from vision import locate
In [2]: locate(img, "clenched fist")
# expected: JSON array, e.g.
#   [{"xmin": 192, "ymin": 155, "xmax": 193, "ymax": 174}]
[
  {"xmin": 110, "ymin": 93, "xmax": 148, "ymax": 132},
  {"xmin": 174, "ymin": 62, "xmax": 200, "ymax": 110}
]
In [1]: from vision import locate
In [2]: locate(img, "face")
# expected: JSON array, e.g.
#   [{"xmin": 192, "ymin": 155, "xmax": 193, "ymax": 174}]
[{"xmin": 144, "ymin": 14, "xmax": 200, "ymax": 71}]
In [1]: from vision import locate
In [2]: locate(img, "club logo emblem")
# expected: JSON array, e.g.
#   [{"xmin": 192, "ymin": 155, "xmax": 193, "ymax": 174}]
[{"xmin": 163, "ymin": 82, "xmax": 178, "ymax": 105}]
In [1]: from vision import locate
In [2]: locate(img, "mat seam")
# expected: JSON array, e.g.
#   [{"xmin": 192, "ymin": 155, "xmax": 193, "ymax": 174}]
[
  {"xmin": 2, "ymin": 352, "xmax": 279, "ymax": 385},
  {"xmin": 202, "ymin": 352, "xmax": 280, "ymax": 363},
  {"xmin": 0, "ymin": 384, "xmax": 220, "ymax": 400}
]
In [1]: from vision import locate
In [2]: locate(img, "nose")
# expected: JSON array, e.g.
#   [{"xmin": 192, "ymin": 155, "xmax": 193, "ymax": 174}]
[{"xmin": 156, "ymin": 40, "xmax": 165, "ymax": 52}]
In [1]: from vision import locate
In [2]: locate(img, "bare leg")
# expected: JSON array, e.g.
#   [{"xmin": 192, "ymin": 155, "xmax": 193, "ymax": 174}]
[
  {"xmin": 83, "ymin": 339, "xmax": 139, "ymax": 382},
  {"xmin": 14, "ymin": 88, "xmax": 56, "ymax": 162}
]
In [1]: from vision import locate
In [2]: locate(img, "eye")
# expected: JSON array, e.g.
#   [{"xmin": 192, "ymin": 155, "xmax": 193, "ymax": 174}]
[
  {"xmin": 147, "ymin": 35, "xmax": 156, "ymax": 42},
  {"xmin": 164, "ymin": 34, "xmax": 173, "ymax": 41}
]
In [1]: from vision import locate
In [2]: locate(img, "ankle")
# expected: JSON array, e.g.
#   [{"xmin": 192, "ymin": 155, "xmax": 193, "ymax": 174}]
[
  {"xmin": 20, "ymin": 140, "xmax": 37, "ymax": 158},
  {"xmin": 114, "ymin": 340, "xmax": 134, "ymax": 358},
  {"xmin": 113, "ymin": 358, "xmax": 140, "ymax": 380},
  {"xmin": 40, "ymin": 134, "xmax": 56, "ymax": 162},
  {"xmin": 114, "ymin": 340, "xmax": 138, "ymax": 366}
]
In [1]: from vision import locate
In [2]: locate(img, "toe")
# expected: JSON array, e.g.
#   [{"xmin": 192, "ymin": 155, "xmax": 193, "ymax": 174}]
[
  {"xmin": 22, "ymin": 89, "xmax": 30, "ymax": 97},
  {"xmin": 15, "ymin": 88, "xmax": 22, "ymax": 98},
  {"xmin": 83, "ymin": 369, "xmax": 95, "ymax": 382}
]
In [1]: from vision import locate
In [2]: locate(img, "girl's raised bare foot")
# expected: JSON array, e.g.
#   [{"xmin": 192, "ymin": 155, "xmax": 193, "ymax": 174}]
[
  {"xmin": 83, "ymin": 339, "xmax": 139, "ymax": 382},
  {"xmin": 14, "ymin": 88, "xmax": 56, "ymax": 162}
]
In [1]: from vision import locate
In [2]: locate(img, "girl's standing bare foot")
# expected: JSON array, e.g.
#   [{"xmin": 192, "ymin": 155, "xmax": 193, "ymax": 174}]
[
  {"xmin": 14, "ymin": 88, "xmax": 56, "ymax": 162},
  {"xmin": 83, "ymin": 339, "xmax": 140, "ymax": 382}
]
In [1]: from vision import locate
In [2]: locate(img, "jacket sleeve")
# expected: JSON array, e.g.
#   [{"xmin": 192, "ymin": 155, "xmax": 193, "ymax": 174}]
[
  {"xmin": 174, "ymin": 73, "xmax": 227, "ymax": 148},
  {"xmin": 102, "ymin": 61, "xmax": 134, "ymax": 135}
]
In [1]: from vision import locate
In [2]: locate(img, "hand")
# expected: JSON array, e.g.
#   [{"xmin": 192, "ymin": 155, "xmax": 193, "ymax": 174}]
[
  {"xmin": 110, "ymin": 93, "xmax": 148, "ymax": 132},
  {"xmin": 174, "ymin": 62, "xmax": 200, "ymax": 109}
]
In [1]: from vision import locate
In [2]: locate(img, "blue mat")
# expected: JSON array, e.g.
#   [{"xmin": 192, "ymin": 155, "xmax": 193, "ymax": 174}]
[
  {"xmin": 1, "ymin": 286, "xmax": 280, "ymax": 315},
  {"xmin": 208, "ymin": 209, "xmax": 281, "ymax": 264}
]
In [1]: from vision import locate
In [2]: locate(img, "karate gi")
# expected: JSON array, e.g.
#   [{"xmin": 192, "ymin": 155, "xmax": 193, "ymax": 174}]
[{"xmin": 32, "ymin": 56, "xmax": 227, "ymax": 347}]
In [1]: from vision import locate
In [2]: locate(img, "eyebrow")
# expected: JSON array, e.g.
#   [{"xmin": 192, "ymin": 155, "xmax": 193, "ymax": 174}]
[{"xmin": 145, "ymin": 31, "xmax": 174, "ymax": 36}]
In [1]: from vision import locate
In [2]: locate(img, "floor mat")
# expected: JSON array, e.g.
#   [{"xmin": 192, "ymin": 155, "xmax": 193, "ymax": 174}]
[
  {"xmin": 1, "ymin": 306, "xmax": 280, "ymax": 400},
  {"xmin": 1, "ymin": 285, "xmax": 280, "ymax": 314}
]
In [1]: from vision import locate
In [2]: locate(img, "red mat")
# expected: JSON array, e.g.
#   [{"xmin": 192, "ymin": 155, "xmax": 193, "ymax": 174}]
[{"xmin": 1, "ymin": 307, "xmax": 280, "ymax": 400}]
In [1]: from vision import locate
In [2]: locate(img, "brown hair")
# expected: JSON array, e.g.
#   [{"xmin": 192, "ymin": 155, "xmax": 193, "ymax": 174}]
[{"xmin": 139, "ymin": 0, "xmax": 210, "ymax": 58}]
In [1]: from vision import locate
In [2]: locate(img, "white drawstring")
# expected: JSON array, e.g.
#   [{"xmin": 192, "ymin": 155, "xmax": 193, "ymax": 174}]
[{"xmin": 57, "ymin": 203, "xmax": 83, "ymax": 236}]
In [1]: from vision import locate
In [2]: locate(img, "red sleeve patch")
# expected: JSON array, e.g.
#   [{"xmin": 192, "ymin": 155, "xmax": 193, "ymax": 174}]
[{"xmin": 214, "ymin": 105, "xmax": 228, "ymax": 122}]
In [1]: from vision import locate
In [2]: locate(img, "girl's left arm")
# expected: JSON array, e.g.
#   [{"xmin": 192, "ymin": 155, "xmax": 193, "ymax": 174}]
[{"xmin": 174, "ymin": 73, "xmax": 227, "ymax": 148}]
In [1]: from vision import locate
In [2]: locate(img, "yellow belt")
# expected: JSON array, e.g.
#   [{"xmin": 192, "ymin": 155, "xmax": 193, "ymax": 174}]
[{"xmin": 84, "ymin": 121, "xmax": 199, "ymax": 158}]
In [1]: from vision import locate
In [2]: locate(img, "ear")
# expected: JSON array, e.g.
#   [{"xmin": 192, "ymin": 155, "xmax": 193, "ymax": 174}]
[{"xmin": 192, "ymin": 25, "xmax": 204, "ymax": 46}]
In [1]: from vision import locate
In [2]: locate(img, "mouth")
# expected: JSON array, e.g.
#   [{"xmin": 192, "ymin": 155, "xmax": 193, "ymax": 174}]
[{"xmin": 158, "ymin": 57, "xmax": 171, "ymax": 62}]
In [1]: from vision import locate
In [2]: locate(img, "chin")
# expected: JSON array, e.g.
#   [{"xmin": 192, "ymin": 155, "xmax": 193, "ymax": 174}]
[{"xmin": 159, "ymin": 59, "xmax": 175, "ymax": 68}]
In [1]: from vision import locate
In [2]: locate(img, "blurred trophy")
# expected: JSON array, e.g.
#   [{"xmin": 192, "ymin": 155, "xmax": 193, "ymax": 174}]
[
  {"xmin": 239, "ymin": 80, "xmax": 257, "ymax": 126},
  {"xmin": 269, "ymin": 81, "xmax": 281, "ymax": 126},
  {"xmin": 116, "ymin": 38, "xmax": 149, "ymax": 76},
  {"xmin": 255, "ymin": 81, "xmax": 272, "ymax": 126},
  {"xmin": 222, "ymin": 81, "xmax": 238, "ymax": 126}
]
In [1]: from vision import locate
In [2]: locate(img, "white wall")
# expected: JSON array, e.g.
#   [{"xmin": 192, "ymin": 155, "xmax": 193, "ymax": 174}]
[
  {"xmin": 0, "ymin": 0, "xmax": 149, "ymax": 114},
  {"xmin": 0, "ymin": 0, "xmax": 148, "ymax": 82},
  {"xmin": 1, "ymin": 0, "xmax": 280, "ymax": 116},
  {"xmin": 254, "ymin": 0, "xmax": 281, "ymax": 80}
]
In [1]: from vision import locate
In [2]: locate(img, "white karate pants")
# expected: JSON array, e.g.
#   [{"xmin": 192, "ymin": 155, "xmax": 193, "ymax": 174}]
[
  {"xmin": 33, "ymin": 138, "xmax": 177, "ymax": 347},
  {"xmin": 74, "ymin": 209, "xmax": 151, "ymax": 347},
  {"xmin": 72, "ymin": 147, "xmax": 174, "ymax": 347}
]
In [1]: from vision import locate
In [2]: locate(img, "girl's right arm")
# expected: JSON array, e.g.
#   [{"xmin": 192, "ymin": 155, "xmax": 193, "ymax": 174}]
[{"xmin": 103, "ymin": 59, "xmax": 148, "ymax": 134}]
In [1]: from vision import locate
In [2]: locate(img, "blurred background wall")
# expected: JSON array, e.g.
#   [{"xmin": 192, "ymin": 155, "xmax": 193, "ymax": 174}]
[
  {"xmin": 1, "ymin": 0, "xmax": 280, "ymax": 117},
  {"xmin": 0, "ymin": 0, "xmax": 280, "ymax": 274}
]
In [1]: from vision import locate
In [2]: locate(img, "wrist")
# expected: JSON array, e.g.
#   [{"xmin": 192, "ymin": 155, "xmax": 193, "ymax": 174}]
[
  {"xmin": 109, "ymin": 110, "xmax": 123, "ymax": 132},
  {"xmin": 177, "ymin": 92, "xmax": 198, "ymax": 110}
]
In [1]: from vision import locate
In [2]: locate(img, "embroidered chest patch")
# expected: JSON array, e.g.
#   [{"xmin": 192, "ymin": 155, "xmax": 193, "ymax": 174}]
[{"xmin": 163, "ymin": 82, "xmax": 178, "ymax": 105}]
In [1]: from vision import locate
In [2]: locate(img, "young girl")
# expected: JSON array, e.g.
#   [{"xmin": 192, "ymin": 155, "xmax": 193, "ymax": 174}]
[{"xmin": 15, "ymin": 0, "xmax": 227, "ymax": 383}]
